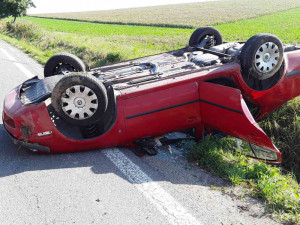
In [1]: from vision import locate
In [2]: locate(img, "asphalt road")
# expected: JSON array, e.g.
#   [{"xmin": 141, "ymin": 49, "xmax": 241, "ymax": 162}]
[{"xmin": 0, "ymin": 39, "xmax": 279, "ymax": 225}]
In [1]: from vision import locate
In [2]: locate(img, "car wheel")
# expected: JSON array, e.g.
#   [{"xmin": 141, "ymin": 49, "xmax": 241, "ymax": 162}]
[
  {"xmin": 44, "ymin": 53, "xmax": 86, "ymax": 78},
  {"xmin": 51, "ymin": 73, "xmax": 108, "ymax": 126},
  {"xmin": 189, "ymin": 27, "xmax": 223, "ymax": 48},
  {"xmin": 240, "ymin": 33, "xmax": 284, "ymax": 80}
]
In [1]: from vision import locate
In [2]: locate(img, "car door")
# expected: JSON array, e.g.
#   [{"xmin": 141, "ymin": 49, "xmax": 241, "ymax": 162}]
[{"xmin": 198, "ymin": 81, "xmax": 281, "ymax": 163}]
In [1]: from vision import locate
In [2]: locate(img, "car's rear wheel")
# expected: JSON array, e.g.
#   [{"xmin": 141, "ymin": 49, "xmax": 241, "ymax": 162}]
[
  {"xmin": 189, "ymin": 27, "xmax": 223, "ymax": 48},
  {"xmin": 51, "ymin": 74, "xmax": 108, "ymax": 126},
  {"xmin": 240, "ymin": 33, "xmax": 284, "ymax": 81},
  {"xmin": 44, "ymin": 53, "xmax": 86, "ymax": 78}
]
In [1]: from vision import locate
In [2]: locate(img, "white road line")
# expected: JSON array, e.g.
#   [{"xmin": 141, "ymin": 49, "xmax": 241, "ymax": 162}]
[
  {"xmin": 1, "ymin": 48, "xmax": 15, "ymax": 61},
  {"xmin": 0, "ymin": 48, "xmax": 33, "ymax": 78},
  {"xmin": 13, "ymin": 63, "xmax": 34, "ymax": 78},
  {"xmin": 104, "ymin": 149, "xmax": 202, "ymax": 225}
]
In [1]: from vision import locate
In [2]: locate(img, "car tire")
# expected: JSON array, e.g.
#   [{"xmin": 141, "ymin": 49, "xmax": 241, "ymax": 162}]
[
  {"xmin": 51, "ymin": 73, "xmax": 108, "ymax": 126},
  {"xmin": 44, "ymin": 53, "xmax": 86, "ymax": 78},
  {"xmin": 189, "ymin": 27, "xmax": 223, "ymax": 48},
  {"xmin": 240, "ymin": 33, "xmax": 284, "ymax": 80}
]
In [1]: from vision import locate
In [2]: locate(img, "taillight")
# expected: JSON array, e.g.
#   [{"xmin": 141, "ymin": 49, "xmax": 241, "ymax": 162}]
[{"xmin": 3, "ymin": 112, "xmax": 16, "ymax": 128}]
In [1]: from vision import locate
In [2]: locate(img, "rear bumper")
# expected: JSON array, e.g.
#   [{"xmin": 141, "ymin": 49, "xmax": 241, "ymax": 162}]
[{"xmin": 3, "ymin": 124, "xmax": 51, "ymax": 153}]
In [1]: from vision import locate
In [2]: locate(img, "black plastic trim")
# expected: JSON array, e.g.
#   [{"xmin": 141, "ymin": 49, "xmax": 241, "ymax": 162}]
[
  {"xmin": 199, "ymin": 99, "xmax": 243, "ymax": 114},
  {"xmin": 126, "ymin": 98, "xmax": 243, "ymax": 119},
  {"xmin": 285, "ymin": 70, "xmax": 300, "ymax": 78},
  {"xmin": 126, "ymin": 99, "xmax": 199, "ymax": 119},
  {"xmin": 4, "ymin": 125, "xmax": 51, "ymax": 153}
]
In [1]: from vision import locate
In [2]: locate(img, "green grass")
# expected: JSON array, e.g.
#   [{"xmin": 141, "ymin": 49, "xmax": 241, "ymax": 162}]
[
  {"xmin": 186, "ymin": 137, "xmax": 300, "ymax": 224},
  {"xmin": 217, "ymin": 7, "xmax": 300, "ymax": 44},
  {"xmin": 25, "ymin": 6, "xmax": 300, "ymax": 45},
  {"xmin": 30, "ymin": 0, "xmax": 300, "ymax": 28},
  {"xmin": 2, "ymin": 6, "xmax": 295, "ymax": 67},
  {"xmin": 0, "ymin": 33, "xmax": 49, "ymax": 64},
  {"xmin": 0, "ymin": 19, "xmax": 187, "ymax": 66},
  {"xmin": 260, "ymin": 98, "xmax": 300, "ymax": 180},
  {"xmin": 23, "ymin": 16, "xmax": 191, "ymax": 38}
]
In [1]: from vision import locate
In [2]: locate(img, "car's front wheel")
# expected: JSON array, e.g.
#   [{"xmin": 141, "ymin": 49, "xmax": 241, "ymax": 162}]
[{"xmin": 51, "ymin": 74, "xmax": 108, "ymax": 126}]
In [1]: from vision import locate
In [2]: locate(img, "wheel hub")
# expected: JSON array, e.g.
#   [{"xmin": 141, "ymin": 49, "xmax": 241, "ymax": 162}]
[
  {"xmin": 263, "ymin": 53, "xmax": 271, "ymax": 62},
  {"xmin": 74, "ymin": 97, "xmax": 86, "ymax": 108},
  {"xmin": 54, "ymin": 63, "xmax": 75, "ymax": 75},
  {"xmin": 254, "ymin": 42, "xmax": 280, "ymax": 74},
  {"xmin": 61, "ymin": 85, "xmax": 98, "ymax": 120}
]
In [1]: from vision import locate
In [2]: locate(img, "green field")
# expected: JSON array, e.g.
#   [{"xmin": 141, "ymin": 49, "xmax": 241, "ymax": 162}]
[
  {"xmin": 31, "ymin": 0, "xmax": 300, "ymax": 28},
  {"xmin": 3, "ymin": 7, "xmax": 297, "ymax": 67},
  {"xmin": 26, "ymin": 6, "xmax": 300, "ymax": 44},
  {"xmin": 5, "ymin": 7, "xmax": 296, "ymax": 67}
]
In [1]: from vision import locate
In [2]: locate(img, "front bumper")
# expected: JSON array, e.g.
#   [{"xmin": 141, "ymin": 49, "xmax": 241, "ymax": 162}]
[
  {"xmin": 3, "ymin": 85, "xmax": 128, "ymax": 153},
  {"xmin": 3, "ymin": 86, "xmax": 53, "ymax": 153},
  {"xmin": 4, "ymin": 124, "xmax": 50, "ymax": 153}
]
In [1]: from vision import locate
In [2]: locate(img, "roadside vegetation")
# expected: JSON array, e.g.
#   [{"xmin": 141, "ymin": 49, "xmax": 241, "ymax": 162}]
[
  {"xmin": 31, "ymin": 0, "xmax": 300, "ymax": 28},
  {"xmin": 186, "ymin": 137, "xmax": 300, "ymax": 224},
  {"xmin": 0, "ymin": 5, "xmax": 300, "ymax": 224},
  {"xmin": 0, "ymin": 19, "xmax": 189, "ymax": 66},
  {"xmin": 260, "ymin": 98, "xmax": 300, "ymax": 180}
]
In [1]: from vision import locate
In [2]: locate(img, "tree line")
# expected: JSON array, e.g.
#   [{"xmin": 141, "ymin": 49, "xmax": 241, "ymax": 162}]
[{"xmin": 0, "ymin": 0, "xmax": 35, "ymax": 22}]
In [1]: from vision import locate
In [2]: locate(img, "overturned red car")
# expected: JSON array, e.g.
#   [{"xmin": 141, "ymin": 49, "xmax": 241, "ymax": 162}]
[{"xmin": 3, "ymin": 27, "xmax": 300, "ymax": 163}]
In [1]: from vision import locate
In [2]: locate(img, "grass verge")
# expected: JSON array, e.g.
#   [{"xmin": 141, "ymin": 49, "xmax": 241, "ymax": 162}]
[
  {"xmin": 260, "ymin": 98, "xmax": 300, "ymax": 180},
  {"xmin": 185, "ymin": 137, "xmax": 300, "ymax": 224}
]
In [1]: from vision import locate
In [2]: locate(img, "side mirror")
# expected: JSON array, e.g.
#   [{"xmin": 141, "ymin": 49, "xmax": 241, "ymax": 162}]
[
  {"xmin": 236, "ymin": 139, "xmax": 281, "ymax": 163},
  {"xmin": 248, "ymin": 143, "xmax": 281, "ymax": 162}
]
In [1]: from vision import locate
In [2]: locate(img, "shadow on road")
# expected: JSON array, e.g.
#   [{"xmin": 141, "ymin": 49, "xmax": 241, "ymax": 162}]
[{"xmin": 0, "ymin": 124, "xmax": 226, "ymax": 188}]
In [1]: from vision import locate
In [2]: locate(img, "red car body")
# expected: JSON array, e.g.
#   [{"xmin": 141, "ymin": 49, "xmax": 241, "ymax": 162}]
[{"xmin": 3, "ymin": 48, "xmax": 300, "ymax": 163}]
